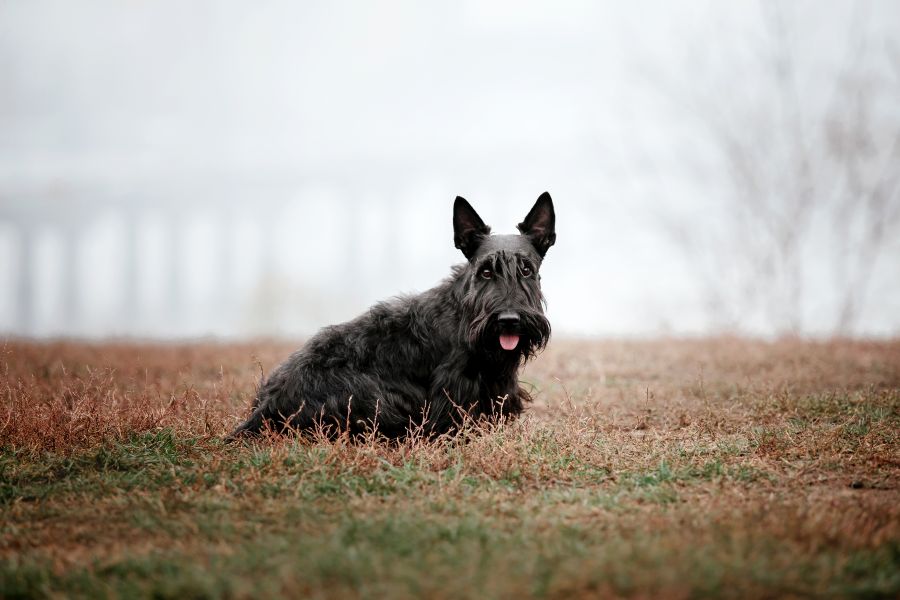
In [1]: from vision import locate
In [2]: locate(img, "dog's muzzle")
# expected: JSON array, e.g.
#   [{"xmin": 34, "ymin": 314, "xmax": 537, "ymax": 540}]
[{"xmin": 496, "ymin": 311, "xmax": 521, "ymax": 351}]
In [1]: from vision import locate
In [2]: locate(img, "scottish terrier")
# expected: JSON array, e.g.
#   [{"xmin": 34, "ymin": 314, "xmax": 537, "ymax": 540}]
[{"xmin": 229, "ymin": 192, "xmax": 555, "ymax": 440}]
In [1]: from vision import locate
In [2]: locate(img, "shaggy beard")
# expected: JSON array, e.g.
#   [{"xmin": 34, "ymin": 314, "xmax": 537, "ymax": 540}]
[{"xmin": 463, "ymin": 310, "xmax": 551, "ymax": 363}]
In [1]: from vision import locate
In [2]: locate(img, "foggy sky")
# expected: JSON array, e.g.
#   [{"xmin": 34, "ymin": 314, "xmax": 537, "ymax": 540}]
[{"xmin": 1, "ymin": 0, "xmax": 898, "ymax": 338}]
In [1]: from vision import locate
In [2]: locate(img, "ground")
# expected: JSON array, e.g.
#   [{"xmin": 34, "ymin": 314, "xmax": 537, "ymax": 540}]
[{"xmin": 1, "ymin": 338, "xmax": 898, "ymax": 599}]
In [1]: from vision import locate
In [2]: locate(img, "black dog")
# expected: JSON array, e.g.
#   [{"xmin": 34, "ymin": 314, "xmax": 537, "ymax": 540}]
[{"xmin": 229, "ymin": 193, "xmax": 555, "ymax": 440}]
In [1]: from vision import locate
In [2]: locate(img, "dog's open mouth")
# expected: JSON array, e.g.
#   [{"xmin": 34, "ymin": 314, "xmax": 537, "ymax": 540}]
[{"xmin": 499, "ymin": 334, "xmax": 520, "ymax": 351}]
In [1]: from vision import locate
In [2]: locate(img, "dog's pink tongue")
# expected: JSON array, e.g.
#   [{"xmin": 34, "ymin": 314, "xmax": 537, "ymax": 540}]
[{"xmin": 499, "ymin": 334, "xmax": 520, "ymax": 351}]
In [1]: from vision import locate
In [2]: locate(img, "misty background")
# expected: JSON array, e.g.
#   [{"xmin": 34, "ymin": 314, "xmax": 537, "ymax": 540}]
[{"xmin": 1, "ymin": 0, "xmax": 898, "ymax": 339}]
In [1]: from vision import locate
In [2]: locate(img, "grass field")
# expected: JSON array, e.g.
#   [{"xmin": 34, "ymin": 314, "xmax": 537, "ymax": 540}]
[{"xmin": 1, "ymin": 338, "xmax": 898, "ymax": 599}]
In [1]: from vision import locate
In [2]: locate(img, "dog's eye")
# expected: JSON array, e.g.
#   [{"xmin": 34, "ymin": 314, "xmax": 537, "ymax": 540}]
[
  {"xmin": 521, "ymin": 265, "xmax": 533, "ymax": 277},
  {"xmin": 480, "ymin": 268, "xmax": 493, "ymax": 280}
]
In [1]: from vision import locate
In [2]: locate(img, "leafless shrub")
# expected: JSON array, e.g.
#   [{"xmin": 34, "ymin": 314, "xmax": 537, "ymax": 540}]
[{"xmin": 657, "ymin": 1, "xmax": 900, "ymax": 335}]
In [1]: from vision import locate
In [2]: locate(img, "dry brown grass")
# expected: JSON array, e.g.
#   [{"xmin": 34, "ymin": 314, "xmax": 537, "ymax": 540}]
[{"xmin": 1, "ymin": 337, "xmax": 898, "ymax": 598}]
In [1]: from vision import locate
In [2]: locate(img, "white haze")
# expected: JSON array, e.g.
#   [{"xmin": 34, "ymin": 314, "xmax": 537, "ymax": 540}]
[{"xmin": 1, "ymin": 0, "xmax": 898, "ymax": 339}]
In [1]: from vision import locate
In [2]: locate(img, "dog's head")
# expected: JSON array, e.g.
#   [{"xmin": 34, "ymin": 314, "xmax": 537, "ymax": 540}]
[{"xmin": 453, "ymin": 192, "xmax": 555, "ymax": 362}]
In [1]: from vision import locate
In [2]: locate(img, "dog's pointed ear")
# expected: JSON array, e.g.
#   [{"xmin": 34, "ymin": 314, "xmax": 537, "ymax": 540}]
[
  {"xmin": 453, "ymin": 196, "xmax": 491, "ymax": 260},
  {"xmin": 518, "ymin": 192, "xmax": 556, "ymax": 257}
]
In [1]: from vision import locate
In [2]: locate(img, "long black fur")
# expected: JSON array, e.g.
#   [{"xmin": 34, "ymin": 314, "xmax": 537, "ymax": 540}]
[{"xmin": 229, "ymin": 192, "xmax": 556, "ymax": 440}]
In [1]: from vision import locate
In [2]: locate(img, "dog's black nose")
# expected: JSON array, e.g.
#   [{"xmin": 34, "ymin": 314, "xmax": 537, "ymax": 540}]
[{"xmin": 497, "ymin": 311, "xmax": 520, "ymax": 327}]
